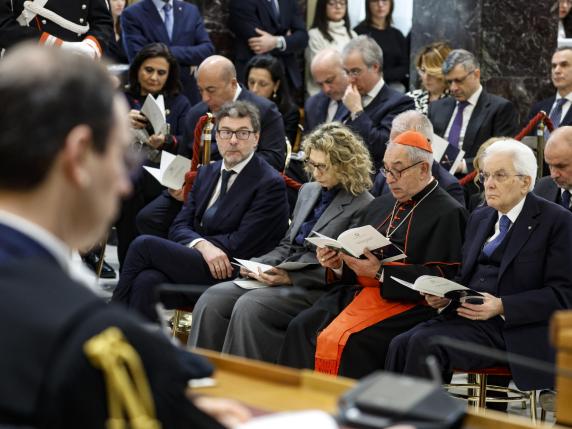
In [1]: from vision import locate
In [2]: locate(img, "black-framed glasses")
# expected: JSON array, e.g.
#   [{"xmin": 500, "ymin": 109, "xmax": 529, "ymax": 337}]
[
  {"xmin": 344, "ymin": 67, "xmax": 368, "ymax": 78},
  {"xmin": 445, "ymin": 69, "xmax": 475, "ymax": 86},
  {"xmin": 380, "ymin": 161, "xmax": 423, "ymax": 180},
  {"xmin": 327, "ymin": 0, "xmax": 347, "ymax": 6},
  {"xmin": 478, "ymin": 171, "xmax": 525, "ymax": 184},
  {"xmin": 216, "ymin": 129, "xmax": 255, "ymax": 140},
  {"xmin": 304, "ymin": 159, "xmax": 329, "ymax": 173}
]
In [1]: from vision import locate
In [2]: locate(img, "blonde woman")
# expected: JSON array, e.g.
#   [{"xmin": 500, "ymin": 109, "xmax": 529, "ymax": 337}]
[{"xmin": 189, "ymin": 122, "xmax": 374, "ymax": 362}]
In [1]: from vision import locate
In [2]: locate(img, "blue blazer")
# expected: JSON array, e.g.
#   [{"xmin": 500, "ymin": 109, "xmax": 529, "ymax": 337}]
[
  {"xmin": 169, "ymin": 154, "xmax": 289, "ymax": 259},
  {"xmin": 344, "ymin": 84, "xmax": 415, "ymax": 170},
  {"xmin": 459, "ymin": 192, "xmax": 572, "ymax": 390},
  {"xmin": 121, "ymin": 0, "xmax": 215, "ymax": 104},
  {"xmin": 303, "ymin": 92, "xmax": 349, "ymax": 134},
  {"xmin": 228, "ymin": 0, "xmax": 308, "ymax": 90},
  {"xmin": 180, "ymin": 87, "xmax": 286, "ymax": 171},
  {"xmin": 429, "ymin": 91, "xmax": 518, "ymax": 170},
  {"xmin": 371, "ymin": 161, "xmax": 465, "ymax": 207}
]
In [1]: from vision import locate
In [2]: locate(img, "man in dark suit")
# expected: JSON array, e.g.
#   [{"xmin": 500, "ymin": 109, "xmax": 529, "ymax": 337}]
[
  {"xmin": 371, "ymin": 110, "xmax": 465, "ymax": 206},
  {"xmin": 527, "ymin": 48, "xmax": 572, "ymax": 136},
  {"xmin": 534, "ymin": 126, "xmax": 572, "ymax": 209},
  {"xmin": 228, "ymin": 0, "xmax": 308, "ymax": 91},
  {"xmin": 0, "ymin": 44, "xmax": 249, "ymax": 429},
  {"xmin": 340, "ymin": 35, "xmax": 415, "ymax": 170},
  {"xmin": 0, "ymin": 0, "xmax": 112, "ymax": 58},
  {"xmin": 122, "ymin": 55, "xmax": 287, "ymax": 262},
  {"xmin": 429, "ymin": 49, "xmax": 518, "ymax": 173},
  {"xmin": 386, "ymin": 139, "xmax": 572, "ymax": 391},
  {"xmin": 121, "ymin": 0, "xmax": 214, "ymax": 104},
  {"xmin": 112, "ymin": 100, "xmax": 289, "ymax": 322},
  {"xmin": 304, "ymin": 48, "xmax": 350, "ymax": 133}
]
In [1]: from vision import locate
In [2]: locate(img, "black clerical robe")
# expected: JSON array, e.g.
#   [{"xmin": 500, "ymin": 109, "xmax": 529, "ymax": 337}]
[{"xmin": 278, "ymin": 181, "xmax": 468, "ymax": 379}]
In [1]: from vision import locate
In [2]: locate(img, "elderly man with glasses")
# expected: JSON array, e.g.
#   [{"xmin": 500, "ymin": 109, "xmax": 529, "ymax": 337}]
[
  {"xmin": 386, "ymin": 139, "xmax": 572, "ymax": 392},
  {"xmin": 278, "ymin": 130, "xmax": 467, "ymax": 379},
  {"xmin": 428, "ymin": 49, "xmax": 518, "ymax": 174},
  {"xmin": 112, "ymin": 100, "xmax": 289, "ymax": 322}
]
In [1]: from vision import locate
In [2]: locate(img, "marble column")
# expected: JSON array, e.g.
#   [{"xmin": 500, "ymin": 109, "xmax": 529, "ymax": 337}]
[{"xmin": 411, "ymin": 0, "xmax": 557, "ymax": 124}]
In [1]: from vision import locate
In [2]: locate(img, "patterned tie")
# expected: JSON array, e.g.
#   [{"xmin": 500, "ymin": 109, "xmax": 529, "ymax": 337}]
[
  {"xmin": 562, "ymin": 189, "xmax": 571, "ymax": 210},
  {"xmin": 201, "ymin": 169, "xmax": 236, "ymax": 231},
  {"xmin": 448, "ymin": 101, "xmax": 470, "ymax": 148},
  {"xmin": 163, "ymin": 2, "xmax": 173, "ymax": 40},
  {"xmin": 546, "ymin": 98, "xmax": 568, "ymax": 140},
  {"xmin": 482, "ymin": 215, "xmax": 511, "ymax": 257}
]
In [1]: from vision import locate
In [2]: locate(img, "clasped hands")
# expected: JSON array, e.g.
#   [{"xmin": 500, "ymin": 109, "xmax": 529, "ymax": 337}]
[
  {"xmin": 423, "ymin": 292, "xmax": 504, "ymax": 321},
  {"xmin": 248, "ymin": 28, "xmax": 285, "ymax": 54},
  {"xmin": 316, "ymin": 246, "xmax": 381, "ymax": 278}
]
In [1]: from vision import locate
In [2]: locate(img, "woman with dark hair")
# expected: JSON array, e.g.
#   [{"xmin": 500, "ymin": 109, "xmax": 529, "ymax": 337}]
[
  {"xmin": 560, "ymin": 0, "xmax": 572, "ymax": 38},
  {"xmin": 305, "ymin": 0, "xmax": 355, "ymax": 96},
  {"xmin": 354, "ymin": 0, "xmax": 408, "ymax": 91},
  {"xmin": 115, "ymin": 43, "xmax": 191, "ymax": 268},
  {"xmin": 245, "ymin": 54, "xmax": 300, "ymax": 145},
  {"xmin": 105, "ymin": 0, "xmax": 128, "ymax": 63}
]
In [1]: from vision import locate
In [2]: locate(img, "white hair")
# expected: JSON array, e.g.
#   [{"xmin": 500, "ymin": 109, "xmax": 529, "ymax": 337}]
[{"xmin": 481, "ymin": 139, "xmax": 537, "ymax": 191}]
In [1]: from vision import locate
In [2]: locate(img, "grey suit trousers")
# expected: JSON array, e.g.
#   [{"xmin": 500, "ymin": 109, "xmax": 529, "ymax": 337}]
[{"xmin": 188, "ymin": 281, "xmax": 324, "ymax": 363}]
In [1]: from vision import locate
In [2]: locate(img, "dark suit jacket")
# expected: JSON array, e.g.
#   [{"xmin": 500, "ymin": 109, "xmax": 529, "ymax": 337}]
[
  {"xmin": 228, "ymin": 0, "xmax": 308, "ymax": 90},
  {"xmin": 0, "ymin": 0, "xmax": 113, "ymax": 52},
  {"xmin": 533, "ymin": 176, "xmax": 561, "ymax": 204},
  {"xmin": 180, "ymin": 87, "xmax": 286, "ymax": 171},
  {"xmin": 303, "ymin": 91, "xmax": 349, "ymax": 134},
  {"xmin": 0, "ymin": 224, "xmax": 223, "ymax": 428},
  {"xmin": 429, "ymin": 91, "xmax": 518, "ymax": 170},
  {"xmin": 527, "ymin": 95, "xmax": 572, "ymax": 129},
  {"xmin": 121, "ymin": 0, "xmax": 214, "ymax": 104},
  {"xmin": 345, "ymin": 83, "xmax": 415, "ymax": 170},
  {"xmin": 459, "ymin": 193, "xmax": 572, "ymax": 389},
  {"xmin": 169, "ymin": 154, "xmax": 289, "ymax": 259},
  {"xmin": 371, "ymin": 160, "xmax": 465, "ymax": 207}
]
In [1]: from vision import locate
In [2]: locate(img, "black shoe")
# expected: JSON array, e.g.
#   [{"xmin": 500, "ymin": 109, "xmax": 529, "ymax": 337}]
[{"xmin": 82, "ymin": 251, "xmax": 117, "ymax": 279}]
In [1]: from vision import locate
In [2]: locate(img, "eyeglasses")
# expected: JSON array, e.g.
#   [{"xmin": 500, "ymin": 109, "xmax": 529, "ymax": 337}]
[
  {"xmin": 445, "ymin": 69, "xmax": 475, "ymax": 86},
  {"xmin": 216, "ymin": 129, "xmax": 255, "ymax": 140},
  {"xmin": 380, "ymin": 161, "xmax": 423, "ymax": 180},
  {"xmin": 344, "ymin": 67, "xmax": 367, "ymax": 78},
  {"xmin": 304, "ymin": 159, "xmax": 329, "ymax": 173},
  {"xmin": 327, "ymin": 0, "xmax": 347, "ymax": 6},
  {"xmin": 478, "ymin": 171, "xmax": 525, "ymax": 184}
]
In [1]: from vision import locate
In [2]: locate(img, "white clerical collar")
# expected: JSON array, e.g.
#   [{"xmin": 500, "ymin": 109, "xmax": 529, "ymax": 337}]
[
  {"xmin": 221, "ymin": 151, "xmax": 254, "ymax": 175},
  {"xmin": 498, "ymin": 193, "xmax": 526, "ymax": 224},
  {"xmin": 466, "ymin": 85, "xmax": 483, "ymax": 106}
]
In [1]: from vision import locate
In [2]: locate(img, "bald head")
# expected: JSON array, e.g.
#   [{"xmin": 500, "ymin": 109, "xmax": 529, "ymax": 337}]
[
  {"xmin": 390, "ymin": 110, "xmax": 434, "ymax": 142},
  {"xmin": 310, "ymin": 49, "xmax": 348, "ymax": 101},
  {"xmin": 545, "ymin": 126, "xmax": 572, "ymax": 190},
  {"xmin": 197, "ymin": 55, "xmax": 238, "ymax": 112}
]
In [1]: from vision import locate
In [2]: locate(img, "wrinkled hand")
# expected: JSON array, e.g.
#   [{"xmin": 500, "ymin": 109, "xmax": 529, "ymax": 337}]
[
  {"xmin": 195, "ymin": 241, "xmax": 233, "ymax": 280},
  {"xmin": 191, "ymin": 396, "xmax": 252, "ymax": 428},
  {"xmin": 317, "ymin": 246, "xmax": 342, "ymax": 270},
  {"xmin": 422, "ymin": 293, "xmax": 451, "ymax": 309},
  {"xmin": 239, "ymin": 266, "xmax": 252, "ymax": 278},
  {"xmin": 342, "ymin": 84, "xmax": 363, "ymax": 114},
  {"xmin": 341, "ymin": 248, "xmax": 381, "ymax": 278},
  {"xmin": 257, "ymin": 267, "xmax": 292, "ymax": 286},
  {"xmin": 168, "ymin": 187, "xmax": 185, "ymax": 201},
  {"xmin": 147, "ymin": 133, "xmax": 166, "ymax": 149},
  {"xmin": 248, "ymin": 28, "xmax": 278, "ymax": 54},
  {"xmin": 457, "ymin": 293, "xmax": 503, "ymax": 321},
  {"xmin": 129, "ymin": 109, "xmax": 148, "ymax": 129}
]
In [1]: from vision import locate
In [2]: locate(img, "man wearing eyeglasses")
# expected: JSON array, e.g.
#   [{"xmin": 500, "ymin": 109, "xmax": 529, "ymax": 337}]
[
  {"xmin": 112, "ymin": 100, "xmax": 289, "ymax": 322},
  {"xmin": 386, "ymin": 139, "xmax": 572, "ymax": 392},
  {"xmin": 340, "ymin": 35, "xmax": 415, "ymax": 170},
  {"xmin": 428, "ymin": 49, "xmax": 518, "ymax": 174}
]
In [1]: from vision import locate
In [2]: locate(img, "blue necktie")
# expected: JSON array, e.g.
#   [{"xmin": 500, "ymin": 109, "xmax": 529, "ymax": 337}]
[
  {"xmin": 268, "ymin": 0, "xmax": 279, "ymax": 20},
  {"xmin": 163, "ymin": 2, "xmax": 173, "ymax": 40},
  {"xmin": 546, "ymin": 98, "xmax": 567, "ymax": 140},
  {"xmin": 562, "ymin": 189, "xmax": 571, "ymax": 210},
  {"xmin": 482, "ymin": 215, "xmax": 511, "ymax": 257},
  {"xmin": 448, "ymin": 101, "xmax": 469, "ymax": 148},
  {"xmin": 333, "ymin": 100, "xmax": 346, "ymax": 121},
  {"xmin": 201, "ymin": 169, "xmax": 235, "ymax": 231}
]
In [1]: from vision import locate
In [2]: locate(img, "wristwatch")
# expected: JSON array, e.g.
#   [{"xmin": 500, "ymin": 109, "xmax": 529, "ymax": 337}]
[{"xmin": 375, "ymin": 264, "xmax": 384, "ymax": 281}]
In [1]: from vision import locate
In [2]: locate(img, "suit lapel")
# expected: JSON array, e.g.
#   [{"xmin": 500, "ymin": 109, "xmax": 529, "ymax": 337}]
[
  {"xmin": 143, "ymin": 0, "xmax": 170, "ymax": 43},
  {"xmin": 262, "ymin": 0, "xmax": 280, "ymax": 27},
  {"xmin": 464, "ymin": 209, "xmax": 496, "ymax": 277},
  {"xmin": 196, "ymin": 164, "xmax": 222, "ymax": 218},
  {"xmin": 434, "ymin": 98, "xmax": 456, "ymax": 136},
  {"xmin": 463, "ymin": 91, "xmax": 488, "ymax": 155},
  {"xmin": 289, "ymin": 184, "xmax": 321, "ymax": 240},
  {"xmin": 498, "ymin": 195, "xmax": 539, "ymax": 280},
  {"xmin": 171, "ymin": 0, "xmax": 184, "ymax": 41},
  {"xmin": 312, "ymin": 190, "xmax": 353, "ymax": 233}
]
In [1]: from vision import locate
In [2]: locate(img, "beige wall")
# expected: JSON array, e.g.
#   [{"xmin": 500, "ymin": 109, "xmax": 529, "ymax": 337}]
[{"xmin": 306, "ymin": 0, "xmax": 317, "ymax": 28}]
